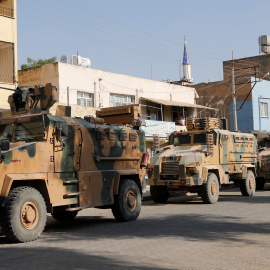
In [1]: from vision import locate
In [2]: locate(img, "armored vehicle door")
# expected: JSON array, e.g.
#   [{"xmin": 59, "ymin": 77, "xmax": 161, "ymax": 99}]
[
  {"xmin": 53, "ymin": 122, "xmax": 79, "ymax": 173},
  {"xmin": 219, "ymin": 133, "xmax": 230, "ymax": 166}
]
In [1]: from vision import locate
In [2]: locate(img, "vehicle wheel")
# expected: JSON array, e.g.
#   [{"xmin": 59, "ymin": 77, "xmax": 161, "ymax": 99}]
[
  {"xmin": 0, "ymin": 186, "xmax": 47, "ymax": 243},
  {"xmin": 256, "ymin": 178, "xmax": 266, "ymax": 190},
  {"xmin": 200, "ymin": 172, "xmax": 220, "ymax": 204},
  {"xmin": 51, "ymin": 210, "xmax": 78, "ymax": 221},
  {"xmin": 112, "ymin": 179, "xmax": 141, "ymax": 222},
  {"xmin": 150, "ymin": 186, "xmax": 170, "ymax": 203},
  {"xmin": 240, "ymin": 170, "xmax": 256, "ymax": 196}
]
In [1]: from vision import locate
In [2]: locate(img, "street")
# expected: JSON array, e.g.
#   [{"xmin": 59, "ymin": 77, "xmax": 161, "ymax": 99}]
[{"xmin": 1, "ymin": 185, "xmax": 270, "ymax": 270}]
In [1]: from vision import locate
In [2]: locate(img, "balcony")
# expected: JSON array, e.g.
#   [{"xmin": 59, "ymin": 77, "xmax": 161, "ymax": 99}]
[
  {"xmin": 0, "ymin": 41, "xmax": 14, "ymax": 83},
  {"xmin": 0, "ymin": 3, "xmax": 14, "ymax": 18}
]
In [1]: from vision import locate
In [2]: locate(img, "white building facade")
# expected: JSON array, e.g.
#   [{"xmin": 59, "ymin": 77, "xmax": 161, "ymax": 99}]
[{"xmin": 19, "ymin": 62, "xmax": 206, "ymax": 123}]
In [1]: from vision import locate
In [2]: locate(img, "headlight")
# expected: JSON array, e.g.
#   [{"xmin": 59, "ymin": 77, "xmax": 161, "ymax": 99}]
[{"xmin": 186, "ymin": 166, "xmax": 196, "ymax": 175}]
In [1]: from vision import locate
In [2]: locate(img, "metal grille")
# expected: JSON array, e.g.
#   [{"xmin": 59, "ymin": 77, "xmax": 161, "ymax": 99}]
[
  {"xmin": 161, "ymin": 161, "xmax": 179, "ymax": 180},
  {"xmin": 0, "ymin": 4, "xmax": 14, "ymax": 17}
]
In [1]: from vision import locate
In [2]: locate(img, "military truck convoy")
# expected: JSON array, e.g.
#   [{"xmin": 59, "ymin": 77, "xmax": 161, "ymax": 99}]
[
  {"xmin": 147, "ymin": 118, "xmax": 258, "ymax": 204},
  {"xmin": 0, "ymin": 84, "xmax": 148, "ymax": 243},
  {"xmin": 0, "ymin": 84, "xmax": 269, "ymax": 243}
]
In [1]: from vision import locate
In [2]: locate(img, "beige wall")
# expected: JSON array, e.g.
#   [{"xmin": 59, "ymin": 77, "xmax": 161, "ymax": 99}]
[
  {"xmin": 19, "ymin": 62, "xmax": 60, "ymax": 88},
  {"xmin": 0, "ymin": 0, "xmax": 17, "ymax": 110},
  {"xmin": 58, "ymin": 63, "xmax": 196, "ymax": 108},
  {"xmin": 18, "ymin": 62, "xmax": 197, "ymax": 119}
]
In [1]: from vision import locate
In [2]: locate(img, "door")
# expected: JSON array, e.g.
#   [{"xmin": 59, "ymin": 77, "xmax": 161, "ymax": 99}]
[{"xmin": 53, "ymin": 122, "xmax": 77, "ymax": 173}]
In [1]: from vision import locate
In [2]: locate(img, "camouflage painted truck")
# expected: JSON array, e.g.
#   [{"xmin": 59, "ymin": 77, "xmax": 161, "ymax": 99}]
[
  {"xmin": 0, "ymin": 83, "xmax": 148, "ymax": 242},
  {"xmin": 256, "ymin": 136, "xmax": 270, "ymax": 190},
  {"xmin": 147, "ymin": 118, "xmax": 257, "ymax": 204}
]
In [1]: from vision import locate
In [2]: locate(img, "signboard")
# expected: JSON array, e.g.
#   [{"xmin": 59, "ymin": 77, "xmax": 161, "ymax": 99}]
[{"xmin": 141, "ymin": 120, "xmax": 175, "ymax": 138}]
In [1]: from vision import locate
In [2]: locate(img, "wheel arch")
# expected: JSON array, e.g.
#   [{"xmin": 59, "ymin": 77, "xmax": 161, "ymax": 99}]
[
  {"xmin": 242, "ymin": 164, "xmax": 256, "ymax": 179},
  {"xmin": 1, "ymin": 174, "xmax": 51, "ymax": 212},
  {"xmin": 202, "ymin": 166, "xmax": 221, "ymax": 186},
  {"xmin": 113, "ymin": 171, "xmax": 142, "ymax": 195}
]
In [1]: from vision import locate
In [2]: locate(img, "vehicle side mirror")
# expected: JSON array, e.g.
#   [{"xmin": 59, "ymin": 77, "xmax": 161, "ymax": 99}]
[{"xmin": 0, "ymin": 140, "xmax": 10, "ymax": 151}]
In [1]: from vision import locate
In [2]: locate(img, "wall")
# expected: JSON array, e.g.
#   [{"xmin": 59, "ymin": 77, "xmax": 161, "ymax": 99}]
[
  {"xmin": 19, "ymin": 62, "xmax": 59, "ymax": 88},
  {"xmin": 251, "ymin": 78, "xmax": 270, "ymax": 131},
  {"xmin": 57, "ymin": 63, "xmax": 196, "ymax": 108},
  {"xmin": 0, "ymin": 0, "xmax": 17, "ymax": 109},
  {"xmin": 223, "ymin": 54, "xmax": 270, "ymax": 82},
  {"xmin": 194, "ymin": 79, "xmax": 252, "ymax": 130},
  {"xmin": 18, "ymin": 62, "xmax": 197, "ymax": 119},
  {"xmin": 229, "ymin": 100, "xmax": 253, "ymax": 132}
]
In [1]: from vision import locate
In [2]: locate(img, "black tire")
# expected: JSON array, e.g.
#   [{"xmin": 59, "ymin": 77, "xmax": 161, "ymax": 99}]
[
  {"xmin": 0, "ymin": 186, "xmax": 47, "ymax": 243},
  {"xmin": 150, "ymin": 186, "xmax": 170, "ymax": 203},
  {"xmin": 112, "ymin": 179, "xmax": 141, "ymax": 222},
  {"xmin": 256, "ymin": 178, "xmax": 266, "ymax": 191},
  {"xmin": 240, "ymin": 170, "xmax": 256, "ymax": 196},
  {"xmin": 200, "ymin": 172, "xmax": 220, "ymax": 204},
  {"xmin": 51, "ymin": 210, "xmax": 78, "ymax": 221}
]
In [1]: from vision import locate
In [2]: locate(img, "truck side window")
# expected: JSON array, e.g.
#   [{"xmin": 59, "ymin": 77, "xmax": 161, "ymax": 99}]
[
  {"xmin": 15, "ymin": 121, "xmax": 44, "ymax": 142},
  {"xmin": 174, "ymin": 134, "xmax": 191, "ymax": 146},
  {"xmin": 194, "ymin": 134, "xmax": 206, "ymax": 144}
]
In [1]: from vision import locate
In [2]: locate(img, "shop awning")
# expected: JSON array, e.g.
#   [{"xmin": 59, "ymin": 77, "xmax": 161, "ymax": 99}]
[{"xmin": 140, "ymin": 97, "xmax": 217, "ymax": 111}]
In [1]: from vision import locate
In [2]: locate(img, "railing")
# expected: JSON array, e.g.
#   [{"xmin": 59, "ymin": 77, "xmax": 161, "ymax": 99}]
[
  {"xmin": 0, "ymin": 65, "xmax": 14, "ymax": 83},
  {"xmin": 0, "ymin": 4, "xmax": 14, "ymax": 18}
]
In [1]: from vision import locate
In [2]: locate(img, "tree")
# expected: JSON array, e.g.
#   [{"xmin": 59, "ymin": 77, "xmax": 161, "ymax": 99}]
[{"xmin": 21, "ymin": 57, "xmax": 57, "ymax": 70}]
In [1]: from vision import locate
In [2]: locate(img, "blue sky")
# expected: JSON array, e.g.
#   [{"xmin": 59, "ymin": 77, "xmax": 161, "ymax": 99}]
[{"xmin": 17, "ymin": 0, "xmax": 269, "ymax": 83}]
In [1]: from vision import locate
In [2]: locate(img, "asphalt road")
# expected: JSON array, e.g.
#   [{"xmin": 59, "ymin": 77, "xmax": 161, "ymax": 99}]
[{"xmin": 1, "ymin": 185, "xmax": 270, "ymax": 270}]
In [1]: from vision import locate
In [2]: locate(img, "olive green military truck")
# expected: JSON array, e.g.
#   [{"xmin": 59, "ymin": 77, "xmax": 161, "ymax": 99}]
[
  {"xmin": 147, "ymin": 118, "xmax": 257, "ymax": 204},
  {"xmin": 256, "ymin": 136, "xmax": 270, "ymax": 190},
  {"xmin": 0, "ymin": 84, "xmax": 148, "ymax": 243}
]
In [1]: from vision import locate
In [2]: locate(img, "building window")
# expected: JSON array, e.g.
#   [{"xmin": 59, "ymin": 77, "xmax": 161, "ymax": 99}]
[
  {"xmin": 261, "ymin": 102, "xmax": 269, "ymax": 118},
  {"xmin": 0, "ymin": 0, "xmax": 14, "ymax": 18},
  {"xmin": 110, "ymin": 94, "xmax": 134, "ymax": 107},
  {"xmin": 77, "ymin": 91, "xmax": 94, "ymax": 107},
  {"xmin": 144, "ymin": 101, "xmax": 162, "ymax": 120}
]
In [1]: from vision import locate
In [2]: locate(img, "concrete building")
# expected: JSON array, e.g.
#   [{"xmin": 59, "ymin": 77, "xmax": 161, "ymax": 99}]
[
  {"xmin": 187, "ymin": 54, "xmax": 270, "ymax": 132},
  {"xmin": 18, "ymin": 62, "xmax": 214, "ymax": 141},
  {"xmin": 0, "ymin": 0, "xmax": 17, "ymax": 109}
]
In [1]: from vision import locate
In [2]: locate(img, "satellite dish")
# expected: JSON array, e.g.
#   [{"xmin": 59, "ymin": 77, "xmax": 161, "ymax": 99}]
[{"xmin": 59, "ymin": 55, "xmax": 68, "ymax": 63}]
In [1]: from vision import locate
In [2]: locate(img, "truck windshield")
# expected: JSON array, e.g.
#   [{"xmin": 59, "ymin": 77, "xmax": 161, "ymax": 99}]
[
  {"xmin": 174, "ymin": 134, "xmax": 191, "ymax": 145},
  {"xmin": 0, "ymin": 120, "xmax": 44, "ymax": 142},
  {"xmin": 194, "ymin": 134, "xmax": 206, "ymax": 144}
]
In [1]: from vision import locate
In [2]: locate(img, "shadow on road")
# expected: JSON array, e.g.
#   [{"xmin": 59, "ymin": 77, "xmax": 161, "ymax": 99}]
[
  {"xmin": 0, "ymin": 205, "xmax": 266, "ymax": 246},
  {"xmin": 0, "ymin": 246, "xmax": 173, "ymax": 270},
  {"xmin": 1, "ymin": 188, "xmax": 270, "ymax": 249}
]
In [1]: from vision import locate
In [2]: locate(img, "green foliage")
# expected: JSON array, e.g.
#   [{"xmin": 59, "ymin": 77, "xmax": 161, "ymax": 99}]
[{"xmin": 21, "ymin": 56, "xmax": 57, "ymax": 70}]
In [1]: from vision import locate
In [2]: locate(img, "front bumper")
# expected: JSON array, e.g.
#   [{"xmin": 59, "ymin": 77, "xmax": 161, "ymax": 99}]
[{"xmin": 157, "ymin": 175, "xmax": 203, "ymax": 186}]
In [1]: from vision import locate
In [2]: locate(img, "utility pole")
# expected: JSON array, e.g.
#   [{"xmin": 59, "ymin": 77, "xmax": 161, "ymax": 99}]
[{"xmin": 232, "ymin": 66, "xmax": 238, "ymax": 131}]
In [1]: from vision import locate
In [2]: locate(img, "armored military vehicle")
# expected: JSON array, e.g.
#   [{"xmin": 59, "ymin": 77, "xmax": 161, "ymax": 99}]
[
  {"xmin": 256, "ymin": 136, "xmax": 270, "ymax": 190},
  {"xmin": 147, "ymin": 118, "xmax": 257, "ymax": 204},
  {"xmin": 0, "ymin": 84, "xmax": 148, "ymax": 243}
]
